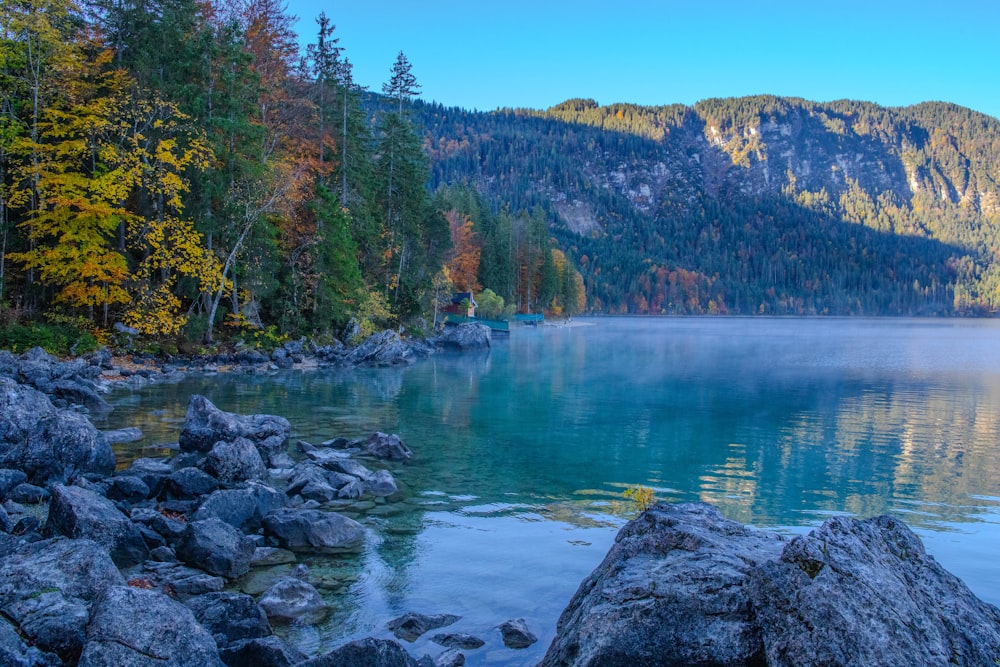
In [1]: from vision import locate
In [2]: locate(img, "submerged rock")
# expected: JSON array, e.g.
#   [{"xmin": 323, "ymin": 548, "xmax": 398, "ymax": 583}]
[
  {"xmin": 258, "ymin": 577, "xmax": 329, "ymax": 624},
  {"xmin": 499, "ymin": 618, "xmax": 537, "ymax": 649},
  {"xmin": 387, "ymin": 612, "xmax": 461, "ymax": 642},
  {"xmin": 540, "ymin": 502, "xmax": 1000, "ymax": 667}
]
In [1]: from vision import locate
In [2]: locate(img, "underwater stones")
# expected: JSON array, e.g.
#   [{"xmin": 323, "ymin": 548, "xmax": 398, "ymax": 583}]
[{"xmin": 258, "ymin": 577, "xmax": 329, "ymax": 624}]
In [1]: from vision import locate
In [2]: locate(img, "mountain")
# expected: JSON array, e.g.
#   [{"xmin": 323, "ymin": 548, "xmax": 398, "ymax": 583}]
[{"xmin": 412, "ymin": 95, "xmax": 1000, "ymax": 316}]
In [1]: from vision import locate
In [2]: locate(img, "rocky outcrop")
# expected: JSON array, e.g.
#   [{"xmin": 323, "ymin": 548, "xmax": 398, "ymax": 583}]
[
  {"xmin": 0, "ymin": 378, "xmax": 115, "ymax": 485},
  {"xmin": 44, "ymin": 484, "xmax": 148, "ymax": 568},
  {"xmin": 347, "ymin": 330, "xmax": 416, "ymax": 366},
  {"xmin": 541, "ymin": 502, "xmax": 1000, "ymax": 667},
  {"xmin": 435, "ymin": 323, "xmax": 491, "ymax": 351},
  {"xmin": 178, "ymin": 394, "xmax": 290, "ymax": 464},
  {"xmin": 0, "ymin": 348, "xmax": 110, "ymax": 413}
]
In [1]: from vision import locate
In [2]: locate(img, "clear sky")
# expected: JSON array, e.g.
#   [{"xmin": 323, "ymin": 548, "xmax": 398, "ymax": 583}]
[{"xmin": 282, "ymin": 0, "xmax": 1000, "ymax": 119}]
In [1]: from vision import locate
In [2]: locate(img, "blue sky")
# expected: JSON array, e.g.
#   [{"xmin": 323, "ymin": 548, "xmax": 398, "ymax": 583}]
[{"xmin": 283, "ymin": 1, "xmax": 1000, "ymax": 119}]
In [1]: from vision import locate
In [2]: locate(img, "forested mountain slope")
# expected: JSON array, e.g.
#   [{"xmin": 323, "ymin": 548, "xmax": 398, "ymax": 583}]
[{"xmin": 416, "ymin": 96, "xmax": 1000, "ymax": 315}]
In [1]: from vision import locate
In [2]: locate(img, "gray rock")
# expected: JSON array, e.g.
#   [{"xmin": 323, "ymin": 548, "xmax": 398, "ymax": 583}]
[
  {"xmin": 123, "ymin": 457, "xmax": 172, "ymax": 496},
  {"xmin": 251, "ymin": 547, "xmax": 297, "ymax": 567},
  {"xmin": 138, "ymin": 561, "xmax": 225, "ymax": 599},
  {"xmin": 430, "ymin": 633, "xmax": 484, "ymax": 650},
  {"xmin": 218, "ymin": 636, "xmax": 306, "ymax": 667},
  {"xmin": 0, "ymin": 538, "xmax": 125, "ymax": 660},
  {"xmin": 130, "ymin": 507, "xmax": 186, "ymax": 541},
  {"xmin": 0, "ymin": 614, "xmax": 61, "ymax": 666},
  {"xmin": 363, "ymin": 432, "xmax": 412, "ymax": 461},
  {"xmin": 388, "ymin": 612, "xmax": 461, "ymax": 642},
  {"xmin": 748, "ymin": 514, "xmax": 1000, "ymax": 666},
  {"xmin": 321, "ymin": 457, "xmax": 372, "ymax": 479},
  {"xmin": 192, "ymin": 483, "xmax": 286, "ymax": 533},
  {"xmin": 179, "ymin": 395, "xmax": 290, "ymax": 464},
  {"xmin": 0, "ymin": 468, "xmax": 28, "ymax": 498},
  {"xmin": 262, "ymin": 508, "xmax": 365, "ymax": 554},
  {"xmin": 50, "ymin": 378, "xmax": 111, "ymax": 413},
  {"xmin": 0, "ymin": 503, "xmax": 10, "ymax": 533},
  {"xmin": 185, "ymin": 591, "xmax": 272, "ymax": 647},
  {"xmin": 102, "ymin": 427, "xmax": 143, "ymax": 444},
  {"xmin": 541, "ymin": 503, "xmax": 1000, "ymax": 667},
  {"xmin": 499, "ymin": 618, "xmax": 537, "ymax": 649},
  {"xmin": 78, "ymin": 586, "xmax": 224, "ymax": 667},
  {"xmin": 105, "ymin": 475, "xmax": 151, "ymax": 503},
  {"xmin": 166, "ymin": 466, "xmax": 220, "ymax": 499},
  {"xmin": 203, "ymin": 437, "xmax": 267, "ymax": 484},
  {"xmin": 336, "ymin": 478, "xmax": 366, "ymax": 500},
  {"xmin": 176, "ymin": 518, "xmax": 255, "ymax": 579},
  {"xmin": 45, "ymin": 484, "xmax": 149, "ymax": 568},
  {"xmin": 9, "ymin": 483, "xmax": 48, "ymax": 504},
  {"xmin": 540, "ymin": 502, "xmax": 786, "ymax": 666},
  {"xmin": 432, "ymin": 647, "xmax": 465, "ymax": 667},
  {"xmin": 437, "ymin": 323, "xmax": 491, "ymax": 351},
  {"xmin": 285, "ymin": 463, "xmax": 340, "ymax": 503},
  {"xmin": 258, "ymin": 577, "xmax": 329, "ymax": 624},
  {"xmin": 299, "ymin": 637, "xmax": 420, "ymax": 667},
  {"xmin": 364, "ymin": 469, "xmax": 399, "ymax": 497},
  {"xmin": 0, "ymin": 378, "xmax": 115, "ymax": 484},
  {"xmin": 348, "ymin": 330, "xmax": 414, "ymax": 366}
]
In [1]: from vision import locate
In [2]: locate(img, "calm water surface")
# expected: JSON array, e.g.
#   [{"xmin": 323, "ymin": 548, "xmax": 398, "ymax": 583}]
[{"xmin": 98, "ymin": 317, "xmax": 1000, "ymax": 664}]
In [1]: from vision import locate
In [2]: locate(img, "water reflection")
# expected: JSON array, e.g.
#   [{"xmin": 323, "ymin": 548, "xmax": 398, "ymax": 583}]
[{"xmin": 98, "ymin": 318, "xmax": 1000, "ymax": 664}]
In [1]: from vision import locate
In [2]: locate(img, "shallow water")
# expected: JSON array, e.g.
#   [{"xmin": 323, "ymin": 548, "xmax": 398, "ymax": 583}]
[{"xmin": 98, "ymin": 317, "xmax": 1000, "ymax": 664}]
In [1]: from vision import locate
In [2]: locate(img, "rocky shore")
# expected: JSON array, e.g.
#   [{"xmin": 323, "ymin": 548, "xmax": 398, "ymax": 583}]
[{"xmin": 2, "ymin": 325, "xmax": 1000, "ymax": 666}]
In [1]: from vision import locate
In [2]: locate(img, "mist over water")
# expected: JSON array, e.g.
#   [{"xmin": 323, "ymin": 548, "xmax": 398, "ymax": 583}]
[{"xmin": 100, "ymin": 317, "xmax": 1000, "ymax": 664}]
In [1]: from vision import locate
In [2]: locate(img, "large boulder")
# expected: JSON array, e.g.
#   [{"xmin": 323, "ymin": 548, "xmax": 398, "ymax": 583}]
[
  {"xmin": 348, "ymin": 330, "xmax": 414, "ymax": 366},
  {"xmin": 540, "ymin": 503, "xmax": 1000, "ymax": 667},
  {"xmin": 45, "ymin": 484, "xmax": 149, "ymax": 568},
  {"xmin": 436, "ymin": 323, "xmax": 491, "ymax": 351},
  {"xmin": 185, "ymin": 592, "xmax": 272, "ymax": 648},
  {"xmin": 0, "ymin": 378, "xmax": 114, "ymax": 485},
  {"xmin": 78, "ymin": 586, "xmax": 224, "ymax": 667},
  {"xmin": 748, "ymin": 514, "xmax": 1000, "ymax": 666},
  {"xmin": 192, "ymin": 483, "xmax": 286, "ymax": 533},
  {"xmin": 0, "ymin": 614, "xmax": 60, "ymax": 667},
  {"xmin": 175, "ymin": 518, "xmax": 255, "ymax": 579},
  {"xmin": 262, "ymin": 508, "xmax": 365, "ymax": 554},
  {"xmin": 179, "ymin": 395, "xmax": 291, "ymax": 464},
  {"xmin": 0, "ymin": 538, "xmax": 125, "ymax": 661},
  {"xmin": 202, "ymin": 437, "xmax": 267, "ymax": 484}
]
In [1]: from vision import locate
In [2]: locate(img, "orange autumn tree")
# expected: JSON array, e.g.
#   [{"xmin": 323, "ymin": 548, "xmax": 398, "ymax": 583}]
[{"xmin": 445, "ymin": 209, "xmax": 480, "ymax": 293}]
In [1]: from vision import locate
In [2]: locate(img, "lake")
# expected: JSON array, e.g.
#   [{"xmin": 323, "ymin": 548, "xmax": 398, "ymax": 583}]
[{"xmin": 98, "ymin": 317, "xmax": 1000, "ymax": 665}]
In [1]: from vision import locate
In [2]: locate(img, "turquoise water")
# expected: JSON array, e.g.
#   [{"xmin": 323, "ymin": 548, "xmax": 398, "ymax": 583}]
[{"xmin": 98, "ymin": 317, "xmax": 1000, "ymax": 664}]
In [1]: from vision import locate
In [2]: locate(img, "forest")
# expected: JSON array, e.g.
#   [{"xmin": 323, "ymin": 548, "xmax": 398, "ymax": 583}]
[
  {"xmin": 4, "ymin": 1, "xmax": 1000, "ymax": 357},
  {"xmin": 418, "ymin": 96, "xmax": 1000, "ymax": 316},
  {"xmin": 0, "ymin": 0, "xmax": 583, "ymax": 353}
]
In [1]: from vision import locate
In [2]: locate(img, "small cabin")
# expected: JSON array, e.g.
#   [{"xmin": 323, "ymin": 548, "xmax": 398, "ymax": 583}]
[{"xmin": 444, "ymin": 292, "xmax": 478, "ymax": 317}]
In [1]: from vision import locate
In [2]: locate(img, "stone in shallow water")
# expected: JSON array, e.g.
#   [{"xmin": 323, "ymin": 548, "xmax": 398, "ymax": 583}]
[
  {"xmin": 258, "ymin": 577, "xmax": 329, "ymax": 624},
  {"xmin": 498, "ymin": 618, "xmax": 537, "ymax": 649},
  {"xmin": 388, "ymin": 612, "xmax": 461, "ymax": 642}
]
